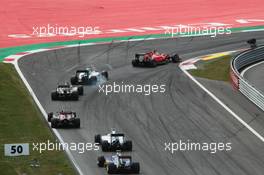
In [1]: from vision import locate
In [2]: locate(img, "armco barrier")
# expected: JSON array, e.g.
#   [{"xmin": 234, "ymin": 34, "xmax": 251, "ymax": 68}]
[{"xmin": 231, "ymin": 46, "xmax": 264, "ymax": 111}]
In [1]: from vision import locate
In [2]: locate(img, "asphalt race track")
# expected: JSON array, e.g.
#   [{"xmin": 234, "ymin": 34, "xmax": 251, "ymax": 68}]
[
  {"xmin": 243, "ymin": 61, "xmax": 264, "ymax": 93},
  {"xmin": 18, "ymin": 32, "xmax": 264, "ymax": 175}
]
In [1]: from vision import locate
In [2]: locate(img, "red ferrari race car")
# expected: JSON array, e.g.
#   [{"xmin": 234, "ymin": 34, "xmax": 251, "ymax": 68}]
[{"xmin": 131, "ymin": 50, "xmax": 181, "ymax": 67}]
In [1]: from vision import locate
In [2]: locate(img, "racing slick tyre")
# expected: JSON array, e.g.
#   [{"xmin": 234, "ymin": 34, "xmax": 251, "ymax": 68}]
[
  {"xmin": 77, "ymin": 86, "xmax": 84, "ymax": 95},
  {"xmin": 71, "ymin": 76, "xmax": 78, "ymax": 85},
  {"xmin": 107, "ymin": 163, "xmax": 117, "ymax": 174},
  {"xmin": 51, "ymin": 118, "xmax": 59, "ymax": 128},
  {"xmin": 123, "ymin": 140, "xmax": 132, "ymax": 151},
  {"xmin": 97, "ymin": 156, "xmax": 105, "ymax": 167},
  {"xmin": 73, "ymin": 118, "xmax": 80, "ymax": 128},
  {"xmin": 131, "ymin": 162, "xmax": 140, "ymax": 174},
  {"xmin": 132, "ymin": 60, "xmax": 138, "ymax": 67},
  {"xmin": 71, "ymin": 92, "xmax": 79, "ymax": 101},
  {"xmin": 48, "ymin": 112, "xmax": 53, "ymax": 122},
  {"xmin": 51, "ymin": 92, "xmax": 58, "ymax": 101},
  {"xmin": 151, "ymin": 60, "xmax": 157, "ymax": 67},
  {"xmin": 171, "ymin": 54, "xmax": 181, "ymax": 63},
  {"xmin": 94, "ymin": 134, "xmax": 101, "ymax": 144},
  {"xmin": 89, "ymin": 76, "xmax": 97, "ymax": 85},
  {"xmin": 101, "ymin": 71, "xmax": 109, "ymax": 80},
  {"xmin": 102, "ymin": 141, "xmax": 110, "ymax": 152}
]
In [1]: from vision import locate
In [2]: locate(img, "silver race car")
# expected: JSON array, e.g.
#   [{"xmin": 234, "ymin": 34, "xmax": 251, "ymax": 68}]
[
  {"xmin": 71, "ymin": 67, "xmax": 108, "ymax": 85},
  {"xmin": 97, "ymin": 152, "xmax": 140, "ymax": 174},
  {"xmin": 51, "ymin": 83, "xmax": 83, "ymax": 101},
  {"xmin": 95, "ymin": 129, "xmax": 132, "ymax": 151}
]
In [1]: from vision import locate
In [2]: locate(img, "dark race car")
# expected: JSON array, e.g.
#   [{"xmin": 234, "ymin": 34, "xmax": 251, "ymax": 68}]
[
  {"xmin": 97, "ymin": 152, "xmax": 140, "ymax": 174},
  {"xmin": 51, "ymin": 84, "xmax": 83, "ymax": 101},
  {"xmin": 95, "ymin": 129, "xmax": 132, "ymax": 152},
  {"xmin": 71, "ymin": 67, "xmax": 108, "ymax": 85},
  {"xmin": 47, "ymin": 111, "xmax": 80, "ymax": 128},
  {"xmin": 132, "ymin": 50, "xmax": 181, "ymax": 67}
]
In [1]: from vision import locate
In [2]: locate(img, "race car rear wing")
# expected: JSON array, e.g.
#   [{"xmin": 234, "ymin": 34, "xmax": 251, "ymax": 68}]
[
  {"xmin": 111, "ymin": 133, "xmax": 125, "ymax": 137},
  {"xmin": 76, "ymin": 70, "xmax": 89, "ymax": 73},
  {"xmin": 135, "ymin": 53, "xmax": 145, "ymax": 58}
]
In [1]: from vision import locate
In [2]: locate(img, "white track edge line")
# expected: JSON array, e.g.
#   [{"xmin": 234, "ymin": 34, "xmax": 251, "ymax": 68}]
[{"xmin": 13, "ymin": 60, "xmax": 84, "ymax": 175}]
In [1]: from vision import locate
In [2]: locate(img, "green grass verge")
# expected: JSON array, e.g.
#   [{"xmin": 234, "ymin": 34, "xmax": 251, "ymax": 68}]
[
  {"xmin": 0, "ymin": 63, "xmax": 76, "ymax": 175},
  {"xmin": 189, "ymin": 55, "xmax": 232, "ymax": 82}
]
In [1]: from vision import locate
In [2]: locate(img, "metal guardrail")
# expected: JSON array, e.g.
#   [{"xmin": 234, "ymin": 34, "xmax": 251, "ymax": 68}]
[{"xmin": 231, "ymin": 46, "xmax": 264, "ymax": 111}]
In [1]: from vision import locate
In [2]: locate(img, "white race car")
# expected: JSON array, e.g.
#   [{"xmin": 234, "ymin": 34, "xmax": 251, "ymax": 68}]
[
  {"xmin": 51, "ymin": 84, "xmax": 83, "ymax": 101},
  {"xmin": 97, "ymin": 152, "xmax": 140, "ymax": 174},
  {"xmin": 70, "ymin": 67, "xmax": 108, "ymax": 85},
  {"xmin": 95, "ymin": 129, "xmax": 132, "ymax": 151}
]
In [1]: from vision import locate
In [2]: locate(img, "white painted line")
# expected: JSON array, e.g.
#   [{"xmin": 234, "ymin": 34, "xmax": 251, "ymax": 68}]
[
  {"xmin": 236, "ymin": 19, "xmax": 250, "ymax": 24},
  {"xmin": 181, "ymin": 64, "xmax": 197, "ymax": 70},
  {"xmin": 242, "ymin": 29, "xmax": 264, "ymax": 32},
  {"xmin": 241, "ymin": 61, "xmax": 264, "ymax": 77},
  {"xmin": 179, "ymin": 61, "xmax": 264, "ymax": 142},
  {"xmin": 28, "ymin": 49, "xmax": 50, "ymax": 53},
  {"xmin": 12, "ymin": 61, "xmax": 84, "ymax": 175},
  {"xmin": 106, "ymin": 29, "xmax": 127, "ymax": 33},
  {"xmin": 5, "ymin": 54, "xmax": 25, "ymax": 59},
  {"xmin": 125, "ymin": 28, "xmax": 145, "ymax": 32},
  {"xmin": 141, "ymin": 27, "xmax": 162, "ymax": 31}
]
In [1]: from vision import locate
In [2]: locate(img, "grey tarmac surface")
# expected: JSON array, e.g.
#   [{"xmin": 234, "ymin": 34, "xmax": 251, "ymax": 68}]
[
  {"xmin": 244, "ymin": 61, "xmax": 264, "ymax": 93},
  {"xmin": 18, "ymin": 31, "xmax": 264, "ymax": 175}
]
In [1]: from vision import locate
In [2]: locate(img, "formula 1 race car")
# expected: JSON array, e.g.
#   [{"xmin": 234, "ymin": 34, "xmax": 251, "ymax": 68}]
[
  {"xmin": 132, "ymin": 50, "xmax": 181, "ymax": 67},
  {"xmin": 95, "ymin": 129, "xmax": 132, "ymax": 151},
  {"xmin": 70, "ymin": 67, "xmax": 108, "ymax": 85},
  {"xmin": 47, "ymin": 111, "xmax": 80, "ymax": 128},
  {"xmin": 51, "ymin": 84, "xmax": 83, "ymax": 101},
  {"xmin": 97, "ymin": 152, "xmax": 140, "ymax": 174}
]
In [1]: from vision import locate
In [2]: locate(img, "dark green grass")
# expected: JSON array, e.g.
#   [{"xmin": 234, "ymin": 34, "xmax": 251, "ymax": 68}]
[
  {"xmin": 0, "ymin": 63, "xmax": 76, "ymax": 175},
  {"xmin": 189, "ymin": 55, "xmax": 232, "ymax": 82}
]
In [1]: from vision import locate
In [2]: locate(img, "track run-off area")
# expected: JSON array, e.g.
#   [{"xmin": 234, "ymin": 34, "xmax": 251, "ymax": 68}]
[
  {"xmin": 1, "ymin": 0, "xmax": 264, "ymax": 47},
  {"xmin": 15, "ymin": 31, "xmax": 264, "ymax": 175}
]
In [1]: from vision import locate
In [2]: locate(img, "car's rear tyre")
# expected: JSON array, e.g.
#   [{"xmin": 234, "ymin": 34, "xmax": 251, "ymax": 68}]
[
  {"xmin": 94, "ymin": 134, "xmax": 101, "ymax": 144},
  {"xmin": 151, "ymin": 61, "xmax": 157, "ymax": 67},
  {"xmin": 51, "ymin": 118, "xmax": 59, "ymax": 128},
  {"xmin": 123, "ymin": 140, "xmax": 132, "ymax": 151},
  {"xmin": 131, "ymin": 162, "xmax": 140, "ymax": 174},
  {"xmin": 88, "ymin": 76, "xmax": 97, "ymax": 85},
  {"xmin": 107, "ymin": 163, "xmax": 116, "ymax": 174},
  {"xmin": 71, "ymin": 92, "xmax": 79, "ymax": 101},
  {"xmin": 51, "ymin": 92, "xmax": 58, "ymax": 100},
  {"xmin": 101, "ymin": 141, "xmax": 110, "ymax": 152},
  {"xmin": 78, "ymin": 86, "xmax": 84, "ymax": 95},
  {"xmin": 71, "ymin": 76, "xmax": 78, "ymax": 85},
  {"xmin": 74, "ymin": 118, "xmax": 80, "ymax": 128},
  {"xmin": 97, "ymin": 156, "xmax": 105, "ymax": 167},
  {"xmin": 171, "ymin": 54, "xmax": 181, "ymax": 63},
  {"xmin": 48, "ymin": 112, "xmax": 53, "ymax": 122},
  {"xmin": 101, "ymin": 71, "xmax": 109, "ymax": 80},
  {"xmin": 132, "ymin": 60, "xmax": 138, "ymax": 67}
]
